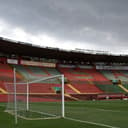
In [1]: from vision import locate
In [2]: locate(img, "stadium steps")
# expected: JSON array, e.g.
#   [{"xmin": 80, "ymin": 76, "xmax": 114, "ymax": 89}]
[
  {"xmin": 58, "ymin": 67, "xmax": 104, "ymax": 93},
  {"xmin": 13, "ymin": 65, "xmax": 49, "ymax": 80},
  {"xmin": 0, "ymin": 64, "xmax": 23, "ymax": 82},
  {"xmin": 29, "ymin": 83, "xmax": 56, "ymax": 93},
  {"xmin": 120, "ymin": 70, "xmax": 128, "ymax": 77},
  {"xmin": 12, "ymin": 65, "xmax": 61, "ymax": 84},
  {"xmin": 64, "ymin": 93, "xmax": 80, "ymax": 101},
  {"xmin": 67, "ymin": 84, "xmax": 81, "ymax": 94},
  {"xmin": 12, "ymin": 64, "xmax": 30, "ymax": 80},
  {"xmin": 72, "ymin": 83, "xmax": 103, "ymax": 93},
  {"xmin": 99, "ymin": 70, "xmax": 116, "ymax": 80},
  {"xmin": 41, "ymin": 67, "xmax": 51, "ymax": 75},
  {"xmin": 118, "ymin": 84, "xmax": 128, "ymax": 93},
  {"xmin": 0, "ymin": 88, "xmax": 7, "ymax": 94},
  {"xmin": 23, "ymin": 66, "xmax": 47, "ymax": 77},
  {"xmin": 45, "ymin": 67, "xmax": 61, "ymax": 75},
  {"xmin": 112, "ymin": 70, "xmax": 128, "ymax": 81},
  {"xmin": 100, "ymin": 70, "xmax": 128, "ymax": 81},
  {"xmin": 0, "ymin": 81, "xmax": 8, "ymax": 102},
  {"xmin": 64, "ymin": 84, "xmax": 77, "ymax": 93}
]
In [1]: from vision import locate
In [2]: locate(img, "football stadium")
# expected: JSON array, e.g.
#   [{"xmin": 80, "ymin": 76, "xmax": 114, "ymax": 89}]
[
  {"xmin": 0, "ymin": 37, "xmax": 128, "ymax": 128},
  {"xmin": 1, "ymin": 1, "xmax": 128, "ymax": 128}
]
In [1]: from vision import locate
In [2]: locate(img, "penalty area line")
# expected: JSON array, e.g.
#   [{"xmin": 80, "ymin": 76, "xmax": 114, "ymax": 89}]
[{"xmin": 65, "ymin": 117, "xmax": 120, "ymax": 128}]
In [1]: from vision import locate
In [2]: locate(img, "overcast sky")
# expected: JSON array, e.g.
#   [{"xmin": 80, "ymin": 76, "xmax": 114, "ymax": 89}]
[{"xmin": 0, "ymin": 0, "xmax": 128, "ymax": 54}]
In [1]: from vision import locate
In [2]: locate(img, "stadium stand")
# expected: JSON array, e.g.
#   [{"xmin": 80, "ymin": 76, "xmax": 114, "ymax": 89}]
[
  {"xmin": 58, "ymin": 67, "xmax": 104, "ymax": 93},
  {"xmin": 95, "ymin": 81, "xmax": 125, "ymax": 93},
  {"xmin": 12, "ymin": 65, "xmax": 61, "ymax": 83},
  {"xmin": 1, "ymin": 37, "xmax": 128, "ymax": 101},
  {"xmin": 0, "ymin": 64, "xmax": 22, "ymax": 82},
  {"xmin": 99, "ymin": 70, "xmax": 128, "ymax": 81},
  {"xmin": 1, "ymin": 63, "xmax": 128, "ymax": 102}
]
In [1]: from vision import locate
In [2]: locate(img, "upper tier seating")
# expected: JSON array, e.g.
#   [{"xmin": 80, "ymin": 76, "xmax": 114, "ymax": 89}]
[
  {"xmin": 58, "ymin": 67, "xmax": 107, "ymax": 93},
  {"xmin": 0, "ymin": 64, "xmax": 126, "ymax": 97},
  {"xmin": 12, "ymin": 65, "xmax": 61, "ymax": 84},
  {"xmin": 0, "ymin": 64, "xmax": 22, "ymax": 82},
  {"xmin": 99, "ymin": 70, "xmax": 128, "ymax": 81}
]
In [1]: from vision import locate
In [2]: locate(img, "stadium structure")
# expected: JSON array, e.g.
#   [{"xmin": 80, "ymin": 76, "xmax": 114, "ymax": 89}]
[
  {"xmin": 1, "ymin": 37, "xmax": 128, "ymax": 128},
  {"xmin": 0, "ymin": 37, "xmax": 128, "ymax": 102}
]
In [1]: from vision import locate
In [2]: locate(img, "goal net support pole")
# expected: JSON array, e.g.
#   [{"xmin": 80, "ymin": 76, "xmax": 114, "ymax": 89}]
[
  {"xmin": 13, "ymin": 68, "xmax": 18, "ymax": 124},
  {"xmin": 62, "ymin": 74, "xmax": 65, "ymax": 118},
  {"xmin": 26, "ymin": 81, "xmax": 29, "ymax": 111}
]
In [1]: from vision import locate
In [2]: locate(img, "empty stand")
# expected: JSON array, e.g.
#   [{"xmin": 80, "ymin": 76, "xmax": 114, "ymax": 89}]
[
  {"xmin": 99, "ymin": 70, "xmax": 128, "ymax": 81},
  {"xmin": 0, "ymin": 64, "xmax": 22, "ymax": 82},
  {"xmin": 95, "ymin": 82, "xmax": 125, "ymax": 93},
  {"xmin": 1, "ymin": 63, "xmax": 128, "ymax": 102},
  {"xmin": 12, "ymin": 65, "xmax": 61, "ymax": 83},
  {"xmin": 58, "ymin": 67, "xmax": 106, "ymax": 94}
]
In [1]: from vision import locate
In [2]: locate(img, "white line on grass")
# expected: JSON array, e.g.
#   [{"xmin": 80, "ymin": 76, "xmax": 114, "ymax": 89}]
[
  {"xmin": 95, "ymin": 108, "xmax": 121, "ymax": 113},
  {"xmin": 65, "ymin": 117, "xmax": 120, "ymax": 128},
  {"xmin": 67, "ymin": 106, "xmax": 123, "ymax": 113},
  {"xmin": 5, "ymin": 110, "xmax": 61, "ymax": 120},
  {"xmin": 29, "ymin": 109, "xmax": 57, "ymax": 117}
]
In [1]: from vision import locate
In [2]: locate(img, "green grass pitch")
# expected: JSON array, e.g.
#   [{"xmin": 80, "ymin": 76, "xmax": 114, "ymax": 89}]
[{"xmin": 1, "ymin": 100, "xmax": 128, "ymax": 128}]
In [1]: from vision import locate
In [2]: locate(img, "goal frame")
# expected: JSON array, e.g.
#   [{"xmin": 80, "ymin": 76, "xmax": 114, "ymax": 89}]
[{"xmin": 8, "ymin": 68, "xmax": 65, "ymax": 124}]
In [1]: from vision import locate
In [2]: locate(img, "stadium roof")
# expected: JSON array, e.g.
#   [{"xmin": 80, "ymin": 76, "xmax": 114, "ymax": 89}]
[{"xmin": 0, "ymin": 37, "xmax": 128, "ymax": 63}]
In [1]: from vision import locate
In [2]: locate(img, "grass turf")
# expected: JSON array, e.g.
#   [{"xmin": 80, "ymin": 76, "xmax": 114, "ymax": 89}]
[
  {"xmin": 1, "ymin": 100, "xmax": 128, "ymax": 128},
  {"xmin": 0, "ymin": 106, "xmax": 105, "ymax": 128}
]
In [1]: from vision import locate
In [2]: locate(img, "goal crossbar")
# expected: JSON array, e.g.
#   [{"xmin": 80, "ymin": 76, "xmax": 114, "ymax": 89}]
[{"xmin": 28, "ymin": 74, "xmax": 64, "ymax": 84}]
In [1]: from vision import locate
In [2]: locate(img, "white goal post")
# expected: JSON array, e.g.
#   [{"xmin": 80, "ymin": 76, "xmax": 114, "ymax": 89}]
[{"xmin": 5, "ymin": 68, "xmax": 65, "ymax": 124}]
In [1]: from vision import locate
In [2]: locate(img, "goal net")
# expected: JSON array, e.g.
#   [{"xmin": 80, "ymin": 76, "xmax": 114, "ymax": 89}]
[{"xmin": 5, "ymin": 74, "xmax": 65, "ymax": 124}]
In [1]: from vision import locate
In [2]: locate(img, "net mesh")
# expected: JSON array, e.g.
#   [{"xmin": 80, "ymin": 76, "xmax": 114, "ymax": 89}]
[{"xmin": 5, "ymin": 75, "xmax": 64, "ymax": 121}]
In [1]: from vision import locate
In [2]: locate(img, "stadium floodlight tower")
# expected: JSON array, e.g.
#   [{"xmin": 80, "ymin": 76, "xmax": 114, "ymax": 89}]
[{"xmin": 5, "ymin": 68, "xmax": 65, "ymax": 124}]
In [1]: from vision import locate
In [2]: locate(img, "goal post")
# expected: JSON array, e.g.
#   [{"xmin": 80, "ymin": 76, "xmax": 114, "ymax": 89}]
[
  {"xmin": 5, "ymin": 72, "xmax": 65, "ymax": 124},
  {"xmin": 14, "ymin": 68, "xmax": 17, "ymax": 124},
  {"xmin": 61, "ymin": 74, "xmax": 65, "ymax": 118}
]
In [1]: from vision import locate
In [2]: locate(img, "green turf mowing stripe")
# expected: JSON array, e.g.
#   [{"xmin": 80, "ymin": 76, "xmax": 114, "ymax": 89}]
[{"xmin": 65, "ymin": 117, "xmax": 119, "ymax": 128}]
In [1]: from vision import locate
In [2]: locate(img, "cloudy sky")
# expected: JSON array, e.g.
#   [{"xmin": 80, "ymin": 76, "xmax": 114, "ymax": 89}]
[{"xmin": 0, "ymin": 0, "xmax": 128, "ymax": 54}]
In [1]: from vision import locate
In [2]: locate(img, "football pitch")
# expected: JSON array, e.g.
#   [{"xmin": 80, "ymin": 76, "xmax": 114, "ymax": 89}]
[{"xmin": 0, "ymin": 100, "xmax": 128, "ymax": 128}]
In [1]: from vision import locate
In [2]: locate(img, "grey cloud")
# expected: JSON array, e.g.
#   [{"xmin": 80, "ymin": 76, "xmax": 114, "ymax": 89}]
[{"xmin": 0, "ymin": 0, "xmax": 128, "ymax": 52}]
